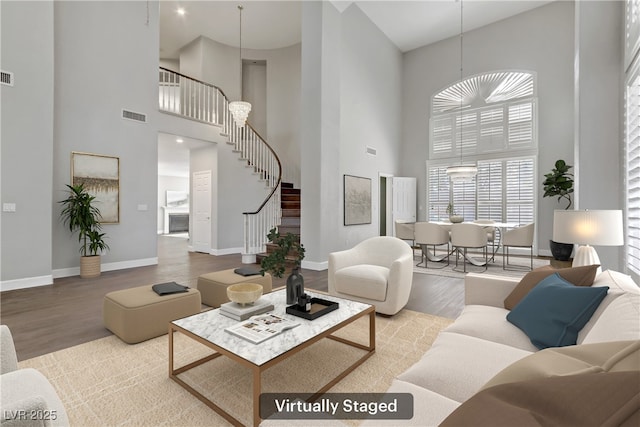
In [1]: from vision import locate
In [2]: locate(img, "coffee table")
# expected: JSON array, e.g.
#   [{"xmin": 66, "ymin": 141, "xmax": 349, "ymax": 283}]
[{"xmin": 169, "ymin": 289, "xmax": 375, "ymax": 427}]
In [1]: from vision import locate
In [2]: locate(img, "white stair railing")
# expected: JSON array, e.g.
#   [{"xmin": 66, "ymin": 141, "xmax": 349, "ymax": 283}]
[{"xmin": 159, "ymin": 67, "xmax": 282, "ymax": 261}]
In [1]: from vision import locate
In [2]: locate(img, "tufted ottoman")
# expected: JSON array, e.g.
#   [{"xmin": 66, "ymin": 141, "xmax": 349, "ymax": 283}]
[
  {"xmin": 103, "ymin": 285, "xmax": 201, "ymax": 344},
  {"xmin": 196, "ymin": 269, "xmax": 273, "ymax": 307}
]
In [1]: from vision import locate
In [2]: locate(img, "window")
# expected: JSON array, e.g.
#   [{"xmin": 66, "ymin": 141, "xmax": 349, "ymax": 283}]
[
  {"xmin": 427, "ymin": 157, "xmax": 535, "ymax": 225},
  {"xmin": 427, "ymin": 71, "xmax": 537, "ymax": 228},
  {"xmin": 626, "ymin": 60, "xmax": 640, "ymax": 276}
]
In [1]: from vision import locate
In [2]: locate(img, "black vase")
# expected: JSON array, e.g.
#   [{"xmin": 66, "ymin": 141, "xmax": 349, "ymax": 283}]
[
  {"xmin": 549, "ymin": 240, "xmax": 574, "ymax": 261},
  {"xmin": 286, "ymin": 267, "xmax": 304, "ymax": 305}
]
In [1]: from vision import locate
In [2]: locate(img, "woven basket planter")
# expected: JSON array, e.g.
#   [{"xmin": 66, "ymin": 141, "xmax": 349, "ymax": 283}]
[{"xmin": 80, "ymin": 255, "xmax": 101, "ymax": 278}]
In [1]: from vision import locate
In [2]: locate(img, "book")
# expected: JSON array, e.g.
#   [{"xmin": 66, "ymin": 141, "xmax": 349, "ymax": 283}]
[
  {"xmin": 152, "ymin": 282, "xmax": 189, "ymax": 296},
  {"xmin": 233, "ymin": 267, "xmax": 262, "ymax": 276},
  {"xmin": 225, "ymin": 313, "xmax": 300, "ymax": 344},
  {"xmin": 220, "ymin": 299, "xmax": 275, "ymax": 321}
]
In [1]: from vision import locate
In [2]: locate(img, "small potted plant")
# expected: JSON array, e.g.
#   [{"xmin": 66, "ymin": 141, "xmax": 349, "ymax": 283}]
[
  {"xmin": 542, "ymin": 159, "xmax": 574, "ymax": 260},
  {"xmin": 260, "ymin": 227, "xmax": 305, "ymax": 304},
  {"xmin": 59, "ymin": 184, "xmax": 110, "ymax": 278},
  {"xmin": 447, "ymin": 203, "xmax": 464, "ymax": 223}
]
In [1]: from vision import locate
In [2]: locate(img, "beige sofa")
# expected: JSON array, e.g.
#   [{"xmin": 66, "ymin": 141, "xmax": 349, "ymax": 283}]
[
  {"xmin": 363, "ymin": 269, "xmax": 640, "ymax": 426},
  {"xmin": 0, "ymin": 325, "xmax": 69, "ymax": 427}
]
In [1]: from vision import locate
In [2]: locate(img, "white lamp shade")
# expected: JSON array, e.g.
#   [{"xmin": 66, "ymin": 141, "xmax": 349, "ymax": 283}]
[{"xmin": 553, "ymin": 210, "xmax": 623, "ymax": 246}]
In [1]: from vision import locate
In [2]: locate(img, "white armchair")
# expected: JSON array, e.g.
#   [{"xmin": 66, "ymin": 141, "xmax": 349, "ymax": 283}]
[
  {"xmin": 1, "ymin": 325, "xmax": 69, "ymax": 427},
  {"xmin": 328, "ymin": 236, "xmax": 414, "ymax": 315}
]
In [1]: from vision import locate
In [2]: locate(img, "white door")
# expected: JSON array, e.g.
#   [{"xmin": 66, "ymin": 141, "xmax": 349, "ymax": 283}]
[
  {"xmin": 192, "ymin": 170, "xmax": 211, "ymax": 253},
  {"xmin": 392, "ymin": 177, "xmax": 417, "ymax": 234}
]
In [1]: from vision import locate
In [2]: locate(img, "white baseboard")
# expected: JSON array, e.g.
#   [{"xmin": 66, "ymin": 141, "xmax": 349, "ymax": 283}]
[
  {"xmin": 52, "ymin": 257, "xmax": 159, "ymax": 279},
  {"xmin": 302, "ymin": 260, "xmax": 328, "ymax": 271},
  {"xmin": 209, "ymin": 247, "xmax": 243, "ymax": 256},
  {"xmin": 0, "ymin": 275, "xmax": 54, "ymax": 292}
]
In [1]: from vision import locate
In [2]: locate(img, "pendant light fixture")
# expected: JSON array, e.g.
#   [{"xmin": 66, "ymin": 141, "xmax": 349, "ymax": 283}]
[
  {"xmin": 228, "ymin": 5, "xmax": 251, "ymax": 128},
  {"xmin": 446, "ymin": 0, "xmax": 477, "ymax": 182}
]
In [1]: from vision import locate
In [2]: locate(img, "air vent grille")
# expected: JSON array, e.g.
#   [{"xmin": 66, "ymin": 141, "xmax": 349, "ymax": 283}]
[
  {"xmin": 122, "ymin": 109, "xmax": 147, "ymax": 123},
  {"xmin": 1, "ymin": 70, "xmax": 14, "ymax": 87},
  {"xmin": 366, "ymin": 146, "xmax": 377, "ymax": 156}
]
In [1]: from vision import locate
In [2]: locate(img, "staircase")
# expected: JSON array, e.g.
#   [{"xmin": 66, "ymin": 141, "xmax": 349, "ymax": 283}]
[
  {"xmin": 158, "ymin": 67, "xmax": 287, "ymax": 261},
  {"xmin": 256, "ymin": 182, "xmax": 301, "ymax": 265}
]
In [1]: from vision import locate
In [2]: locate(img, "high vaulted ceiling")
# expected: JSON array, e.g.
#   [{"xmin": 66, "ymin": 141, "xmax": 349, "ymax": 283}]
[{"xmin": 159, "ymin": 0, "xmax": 554, "ymax": 58}]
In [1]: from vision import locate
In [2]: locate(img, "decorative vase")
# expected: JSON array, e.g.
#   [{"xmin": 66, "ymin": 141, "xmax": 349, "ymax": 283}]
[
  {"xmin": 80, "ymin": 255, "xmax": 101, "ymax": 278},
  {"xmin": 286, "ymin": 267, "xmax": 304, "ymax": 305},
  {"xmin": 549, "ymin": 240, "xmax": 573, "ymax": 261}
]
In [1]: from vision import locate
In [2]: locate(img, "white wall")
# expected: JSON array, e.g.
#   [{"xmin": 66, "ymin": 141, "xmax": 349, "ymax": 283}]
[
  {"xmin": 300, "ymin": 2, "xmax": 403, "ymax": 268},
  {"xmin": 51, "ymin": 1, "xmax": 160, "ymax": 276},
  {"xmin": 0, "ymin": 1, "xmax": 54, "ymax": 289},
  {"xmin": 401, "ymin": 1, "xmax": 576, "ymax": 256},
  {"xmin": 574, "ymin": 0, "xmax": 624, "ymax": 271},
  {"xmin": 243, "ymin": 61, "xmax": 267, "ymax": 138}
]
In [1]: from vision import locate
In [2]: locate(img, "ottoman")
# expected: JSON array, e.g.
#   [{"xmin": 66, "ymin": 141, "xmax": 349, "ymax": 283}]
[
  {"xmin": 197, "ymin": 269, "xmax": 273, "ymax": 307},
  {"xmin": 103, "ymin": 285, "xmax": 201, "ymax": 344}
]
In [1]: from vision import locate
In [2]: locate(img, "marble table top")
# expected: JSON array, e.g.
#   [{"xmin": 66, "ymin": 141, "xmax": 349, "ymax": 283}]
[{"xmin": 172, "ymin": 289, "xmax": 372, "ymax": 366}]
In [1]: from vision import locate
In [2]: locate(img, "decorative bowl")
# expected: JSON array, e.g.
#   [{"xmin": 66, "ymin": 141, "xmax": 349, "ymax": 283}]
[
  {"xmin": 449, "ymin": 215, "xmax": 464, "ymax": 223},
  {"xmin": 227, "ymin": 283, "xmax": 263, "ymax": 306}
]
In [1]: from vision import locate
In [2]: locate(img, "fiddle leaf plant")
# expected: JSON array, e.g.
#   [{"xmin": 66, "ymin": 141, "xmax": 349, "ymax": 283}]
[
  {"xmin": 260, "ymin": 227, "xmax": 305, "ymax": 278},
  {"xmin": 542, "ymin": 159, "xmax": 574, "ymax": 209},
  {"xmin": 59, "ymin": 184, "xmax": 109, "ymax": 256}
]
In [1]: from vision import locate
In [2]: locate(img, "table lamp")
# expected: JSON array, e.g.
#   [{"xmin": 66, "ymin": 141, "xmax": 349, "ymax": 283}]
[{"xmin": 553, "ymin": 210, "xmax": 623, "ymax": 270}]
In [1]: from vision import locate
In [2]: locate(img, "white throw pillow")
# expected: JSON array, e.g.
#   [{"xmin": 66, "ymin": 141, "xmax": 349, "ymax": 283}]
[{"xmin": 580, "ymin": 292, "xmax": 640, "ymax": 344}]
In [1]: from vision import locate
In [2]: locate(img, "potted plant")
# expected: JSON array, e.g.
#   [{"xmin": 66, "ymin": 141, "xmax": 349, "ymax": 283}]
[
  {"xmin": 260, "ymin": 227, "xmax": 305, "ymax": 304},
  {"xmin": 447, "ymin": 203, "xmax": 464, "ymax": 223},
  {"xmin": 59, "ymin": 184, "xmax": 110, "ymax": 278},
  {"xmin": 542, "ymin": 159, "xmax": 574, "ymax": 260}
]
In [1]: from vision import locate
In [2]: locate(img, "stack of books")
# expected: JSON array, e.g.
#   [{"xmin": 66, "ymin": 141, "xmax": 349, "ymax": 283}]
[{"xmin": 219, "ymin": 298, "xmax": 274, "ymax": 321}]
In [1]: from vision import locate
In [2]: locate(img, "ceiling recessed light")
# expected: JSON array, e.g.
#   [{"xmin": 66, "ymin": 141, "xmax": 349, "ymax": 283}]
[
  {"xmin": 177, "ymin": 7, "xmax": 186, "ymax": 16},
  {"xmin": 176, "ymin": 138, "xmax": 184, "ymax": 143}
]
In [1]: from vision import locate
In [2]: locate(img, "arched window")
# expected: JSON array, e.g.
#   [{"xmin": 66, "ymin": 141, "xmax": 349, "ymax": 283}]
[{"xmin": 427, "ymin": 71, "xmax": 538, "ymax": 225}]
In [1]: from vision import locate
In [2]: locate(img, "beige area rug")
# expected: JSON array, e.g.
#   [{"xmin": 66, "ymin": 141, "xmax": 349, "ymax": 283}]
[
  {"xmin": 413, "ymin": 249, "xmax": 549, "ymax": 279},
  {"xmin": 19, "ymin": 310, "xmax": 453, "ymax": 427}
]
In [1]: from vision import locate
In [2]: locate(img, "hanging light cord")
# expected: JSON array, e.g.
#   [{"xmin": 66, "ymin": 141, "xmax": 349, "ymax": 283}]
[
  {"xmin": 459, "ymin": 0, "xmax": 464, "ymax": 166},
  {"xmin": 238, "ymin": 5, "xmax": 243, "ymax": 100}
]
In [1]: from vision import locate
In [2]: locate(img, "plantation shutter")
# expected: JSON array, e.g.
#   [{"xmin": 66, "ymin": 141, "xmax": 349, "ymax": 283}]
[
  {"xmin": 626, "ymin": 64, "xmax": 640, "ymax": 275},
  {"xmin": 427, "ymin": 166, "xmax": 450, "ymax": 221},
  {"xmin": 452, "ymin": 178, "xmax": 476, "ymax": 221},
  {"xmin": 507, "ymin": 102, "xmax": 534, "ymax": 147},
  {"xmin": 505, "ymin": 159, "xmax": 535, "ymax": 225},
  {"xmin": 477, "ymin": 161, "xmax": 503, "ymax": 220}
]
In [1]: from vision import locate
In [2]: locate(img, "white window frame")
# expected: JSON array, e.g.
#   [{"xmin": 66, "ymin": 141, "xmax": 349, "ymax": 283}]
[{"xmin": 625, "ymin": 55, "xmax": 640, "ymax": 279}]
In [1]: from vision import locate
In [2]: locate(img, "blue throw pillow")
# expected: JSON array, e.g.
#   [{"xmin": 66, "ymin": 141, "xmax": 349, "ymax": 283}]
[{"xmin": 506, "ymin": 273, "xmax": 609, "ymax": 350}]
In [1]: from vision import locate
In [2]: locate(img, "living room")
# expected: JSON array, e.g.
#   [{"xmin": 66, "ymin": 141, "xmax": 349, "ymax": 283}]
[{"xmin": 1, "ymin": 0, "xmax": 638, "ymax": 426}]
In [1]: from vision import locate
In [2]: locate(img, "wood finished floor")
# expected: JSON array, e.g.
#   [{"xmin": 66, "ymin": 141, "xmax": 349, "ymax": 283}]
[{"xmin": 0, "ymin": 235, "xmax": 464, "ymax": 361}]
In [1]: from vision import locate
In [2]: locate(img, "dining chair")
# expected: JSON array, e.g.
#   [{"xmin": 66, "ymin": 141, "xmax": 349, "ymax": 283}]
[
  {"xmin": 414, "ymin": 222, "xmax": 450, "ymax": 268},
  {"xmin": 450, "ymin": 223, "xmax": 488, "ymax": 273},
  {"xmin": 473, "ymin": 219, "xmax": 497, "ymax": 262},
  {"xmin": 395, "ymin": 220, "xmax": 415, "ymax": 247},
  {"xmin": 502, "ymin": 223, "xmax": 535, "ymax": 270}
]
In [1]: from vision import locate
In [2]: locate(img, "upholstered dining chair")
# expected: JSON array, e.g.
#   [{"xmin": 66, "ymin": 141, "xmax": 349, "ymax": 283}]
[
  {"xmin": 328, "ymin": 236, "xmax": 414, "ymax": 315},
  {"xmin": 502, "ymin": 223, "xmax": 535, "ymax": 270},
  {"xmin": 394, "ymin": 221, "xmax": 416, "ymax": 247},
  {"xmin": 414, "ymin": 222, "xmax": 450, "ymax": 269},
  {"xmin": 450, "ymin": 223, "xmax": 488, "ymax": 273},
  {"xmin": 473, "ymin": 219, "xmax": 497, "ymax": 262}
]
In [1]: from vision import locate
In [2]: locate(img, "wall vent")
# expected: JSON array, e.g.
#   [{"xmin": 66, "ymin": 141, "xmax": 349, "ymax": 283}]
[
  {"xmin": 366, "ymin": 146, "xmax": 377, "ymax": 156},
  {"xmin": 122, "ymin": 109, "xmax": 147, "ymax": 123},
  {"xmin": 1, "ymin": 70, "xmax": 14, "ymax": 87}
]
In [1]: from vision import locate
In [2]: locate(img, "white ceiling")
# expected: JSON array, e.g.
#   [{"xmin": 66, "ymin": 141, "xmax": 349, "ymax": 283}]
[
  {"xmin": 159, "ymin": 0, "xmax": 554, "ymax": 58},
  {"xmin": 158, "ymin": 0, "xmax": 554, "ymax": 176}
]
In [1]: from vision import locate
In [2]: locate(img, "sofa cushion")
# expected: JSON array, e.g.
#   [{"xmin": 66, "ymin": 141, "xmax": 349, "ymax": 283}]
[
  {"xmin": 506, "ymin": 273, "xmax": 608, "ymax": 349},
  {"xmin": 580, "ymin": 292, "xmax": 640, "ymax": 344},
  {"xmin": 440, "ymin": 371, "xmax": 640, "ymax": 427},
  {"xmin": 592, "ymin": 269, "xmax": 640, "ymax": 294},
  {"xmin": 334, "ymin": 265, "xmax": 389, "ymax": 302},
  {"xmin": 481, "ymin": 340, "xmax": 640, "ymax": 390},
  {"xmin": 396, "ymin": 331, "xmax": 532, "ymax": 403},
  {"xmin": 360, "ymin": 379, "xmax": 461, "ymax": 427},
  {"xmin": 503, "ymin": 264, "xmax": 599, "ymax": 310},
  {"xmin": 443, "ymin": 305, "xmax": 539, "ymax": 352}
]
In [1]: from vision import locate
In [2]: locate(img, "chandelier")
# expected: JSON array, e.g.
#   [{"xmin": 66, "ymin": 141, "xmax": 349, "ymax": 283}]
[
  {"xmin": 228, "ymin": 5, "xmax": 251, "ymax": 128},
  {"xmin": 446, "ymin": 0, "xmax": 477, "ymax": 182}
]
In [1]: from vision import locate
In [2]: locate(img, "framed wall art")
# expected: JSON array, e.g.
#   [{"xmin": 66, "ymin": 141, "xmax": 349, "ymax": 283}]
[
  {"xmin": 344, "ymin": 174, "xmax": 372, "ymax": 226},
  {"xmin": 71, "ymin": 152, "xmax": 120, "ymax": 223}
]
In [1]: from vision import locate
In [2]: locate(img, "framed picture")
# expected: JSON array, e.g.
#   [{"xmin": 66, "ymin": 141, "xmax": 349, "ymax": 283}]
[
  {"xmin": 344, "ymin": 174, "xmax": 372, "ymax": 226},
  {"xmin": 71, "ymin": 152, "xmax": 120, "ymax": 223}
]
